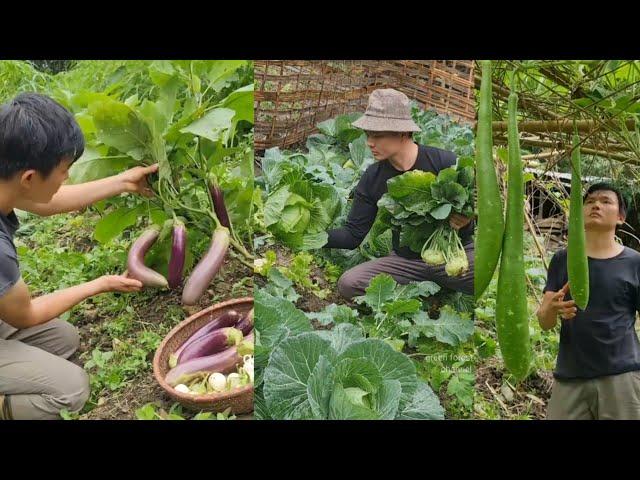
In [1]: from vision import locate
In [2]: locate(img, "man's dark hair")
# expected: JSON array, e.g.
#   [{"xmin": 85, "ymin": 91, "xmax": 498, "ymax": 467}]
[
  {"xmin": 0, "ymin": 92, "xmax": 84, "ymax": 180},
  {"xmin": 583, "ymin": 182, "xmax": 627, "ymax": 218}
]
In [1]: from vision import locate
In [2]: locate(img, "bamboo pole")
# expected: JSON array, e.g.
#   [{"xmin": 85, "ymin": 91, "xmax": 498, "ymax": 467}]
[
  {"xmin": 475, "ymin": 73, "xmax": 561, "ymax": 120},
  {"xmin": 494, "ymin": 136, "xmax": 636, "ymax": 164},
  {"xmin": 521, "ymin": 151, "xmax": 565, "ymax": 161},
  {"xmin": 492, "ymin": 118, "xmax": 636, "ymax": 133}
]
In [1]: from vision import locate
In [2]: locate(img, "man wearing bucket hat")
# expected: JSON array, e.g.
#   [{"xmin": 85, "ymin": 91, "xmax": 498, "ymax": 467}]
[{"xmin": 324, "ymin": 88, "xmax": 474, "ymax": 299}]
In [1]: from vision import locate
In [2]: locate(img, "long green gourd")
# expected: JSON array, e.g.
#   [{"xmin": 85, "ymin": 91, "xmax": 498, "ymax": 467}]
[
  {"xmin": 475, "ymin": 60, "xmax": 505, "ymax": 299},
  {"xmin": 567, "ymin": 132, "xmax": 589, "ymax": 310},
  {"xmin": 495, "ymin": 77, "xmax": 531, "ymax": 381}
]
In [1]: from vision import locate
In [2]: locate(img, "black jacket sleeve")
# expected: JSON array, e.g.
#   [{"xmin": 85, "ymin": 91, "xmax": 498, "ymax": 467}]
[
  {"xmin": 434, "ymin": 148, "xmax": 457, "ymax": 170},
  {"xmin": 325, "ymin": 172, "xmax": 378, "ymax": 250}
]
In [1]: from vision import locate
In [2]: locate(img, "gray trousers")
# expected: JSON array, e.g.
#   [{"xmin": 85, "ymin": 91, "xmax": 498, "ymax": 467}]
[
  {"xmin": 546, "ymin": 371, "xmax": 640, "ymax": 420},
  {"xmin": 337, "ymin": 242, "xmax": 474, "ymax": 299},
  {"xmin": 0, "ymin": 318, "xmax": 90, "ymax": 420}
]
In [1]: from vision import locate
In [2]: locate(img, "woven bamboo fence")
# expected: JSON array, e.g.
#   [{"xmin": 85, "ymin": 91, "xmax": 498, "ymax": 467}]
[{"xmin": 254, "ymin": 60, "xmax": 476, "ymax": 151}]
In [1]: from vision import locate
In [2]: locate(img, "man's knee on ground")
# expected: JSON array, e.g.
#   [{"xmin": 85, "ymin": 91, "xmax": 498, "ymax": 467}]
[
  {"xmin": 51, "ymin": 319, "xmax": 81, "ymax": 358},
  {"xmin": 337, "ymin": 270, "xmax": 362, "ymax": 299},
  {"xmin": 49, "ymin": 363, "xmax": 90, "ymax": 414}
]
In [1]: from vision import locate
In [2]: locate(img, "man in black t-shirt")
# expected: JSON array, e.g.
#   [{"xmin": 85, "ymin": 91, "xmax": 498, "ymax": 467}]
[
  {"xmin": 537, "ymin": 183, "xmax": 640, "ymax": 420},
  {"xmin": 0, "ymin": 93, "xmax": 157, "ymax": 419},
  {"xmin": 323, "ymin": 89, "xmax": 474, "ymax": 299}
]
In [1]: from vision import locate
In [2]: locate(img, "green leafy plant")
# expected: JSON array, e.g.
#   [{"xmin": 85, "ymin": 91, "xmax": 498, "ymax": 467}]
[
  {"xmin": 36, "ymin": 61, "xmax": 257, "ymax": 271},
  {"xmin": 411, "ymin": 104, "xmax": 475, "ymax": 157},
  {"xmin": 352, "ymin": 274, "xmax": 473, "ymax": 349},
  {"xmin": 373, "ymin": 158, "xmax": 474, "ymax": 276},
  {"xmin": 260, "ymin": 321, "xmax": 444, "ymax": 420},
  {"xmin": 3, "ymin": 61, "xmax": 256, "ymax": 420},
  {"xmin": 262, "ymin": 167, "xmax": 341, "ymax": 250},
  {"xmin": 135, "ymin": 402, "xmax": 236, "ymax": 420}
]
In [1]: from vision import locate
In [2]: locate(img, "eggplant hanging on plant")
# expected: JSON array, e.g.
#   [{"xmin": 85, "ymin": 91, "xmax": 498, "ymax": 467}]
[
  {"xmin": 167, "ymin": 221, "xmax": 187, "ymax": 289},
  {"xmin": 209, "ymin": 182, "xmax": 230, "ymax": 229},
  {"xmin": 127, "ymin": 227, "xmax": 168, "ymax": 288},
  {"xmin": 181, "ymin": 227, "xmax": 230, "ymax": 305}
]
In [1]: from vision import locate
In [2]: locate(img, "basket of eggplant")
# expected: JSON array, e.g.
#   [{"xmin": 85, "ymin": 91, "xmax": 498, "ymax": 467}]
[{"xmin": 153, "ymin": 297, "xmax": 254, "ymax": 414}]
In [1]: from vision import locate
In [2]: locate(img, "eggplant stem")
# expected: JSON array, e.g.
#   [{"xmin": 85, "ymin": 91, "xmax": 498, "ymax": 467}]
[
  {"xmin": 229, "ymin": 249, "xmax": 255, "ymax": 270},
  {"xmin": 229, "ymin": 237, "xmax": 254, "ymax": 260}
]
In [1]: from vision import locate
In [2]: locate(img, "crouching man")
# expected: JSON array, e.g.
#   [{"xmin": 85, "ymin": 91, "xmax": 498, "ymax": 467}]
[
  {"xmin": 0, "ymin": 93, "xmax": 157, "ymax": 419},
  {"xmin": 323, "ymin": 89, "xmax": 474, "ymax": 299}
]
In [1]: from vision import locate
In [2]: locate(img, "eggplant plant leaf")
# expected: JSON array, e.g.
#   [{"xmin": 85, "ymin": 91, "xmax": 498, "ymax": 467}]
[{"xmin": 94, "ymin": 205, "xmax": 144, "ymax": 244}]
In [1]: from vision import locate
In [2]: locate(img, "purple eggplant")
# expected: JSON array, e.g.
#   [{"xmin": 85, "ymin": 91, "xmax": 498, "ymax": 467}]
[
  {"xmin": 127, "ymin": 227, "xmax": 168, "ymax": 288},
  {"xmin": 236, "ymin": 308, "xmax": 254, "ymax": 336},
  {"xmin": 165, "ymin": 333, "xmax": 255, "ymax": 386},
  {"xmin": 170, "ymin": 310, "xmax": 241, "ymax": 365},
  {"xmin": 210, "ymin": 182, "xmax": 230, "ymax": 229},
  {"xmin": 168, "ymin": 221, "xmax": 187, "ymax": 289},
  {"xmin": 181, "ymin": 227, "xmax": 230, "ymax": 305},
  {"xmin": 165, "ymin": 345, "xmax": 242, "ymax": 387},
  {"xmin": 177, "ymin": 327, "xmax": 243, "ymax": 364}
]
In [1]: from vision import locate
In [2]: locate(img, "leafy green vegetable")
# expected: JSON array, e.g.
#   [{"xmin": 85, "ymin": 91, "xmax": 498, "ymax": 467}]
[
  {"xmin": 352, "ymin": 273, "xmax": 445, "ymax": 341},
  {"xmin": 255, "ymin": 288, "xmax": 445, "ymax": 420},
  {"xmin": 398, "ymin": 382, "xmax": 446, "ymax": 420},
  {"xmin": 262, "ymin": 164, "xmax": 341, "ymax": 250},
  {"xmin": 263, "ymin": 268, "xmax": 300, "ymax": 304},
  {"xmin": 373, "ymin": 157, "xmax": 474, "ymax": 276},
  {"xmin": 262, "ymin": 327, "xmax": 443, "ymax": 420},
  {"xmin": 306, "ymin": 304, "xmax": 359, "ymax": 327},
  {"xmin": 411, "ymin": 306, "xmax": 474, "ymax": 347},
  {"xmin": 254, "ymin": 288, "xmax": 313, "ymax": 392},
  {"xmin": 263, "ymin": 333, "xmax": 337, "ymax": 419},
  {"xmin": 258, "ymin": 113, "xmax": 374, "ymax": 251},
  {"xmin": 315, "ymin": 323, "xmax": 365, "ymax": 354},
  {"xmin": 254, "ymin": 289, "xmax": 312, "ymax": 351},
  {"xmin": 411, "ymin": 104, "xmax": 475, "ymax": 157}
]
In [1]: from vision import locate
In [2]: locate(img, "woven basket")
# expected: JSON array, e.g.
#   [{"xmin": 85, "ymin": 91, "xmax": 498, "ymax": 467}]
[{"xmin": 152, "ymin": 297, "xmax": 254, "ymax": 414}]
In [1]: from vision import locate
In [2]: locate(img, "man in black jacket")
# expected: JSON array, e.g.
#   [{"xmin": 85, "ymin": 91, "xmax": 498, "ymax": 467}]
[{"xmin": 324, "ymin": 89, "xmax": 474, "ymax": 299}]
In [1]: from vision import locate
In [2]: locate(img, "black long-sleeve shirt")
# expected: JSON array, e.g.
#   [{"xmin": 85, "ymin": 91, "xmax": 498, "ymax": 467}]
[{"xmin": 325, "ymin": 144, "xmax": 474, "ymax": 259}]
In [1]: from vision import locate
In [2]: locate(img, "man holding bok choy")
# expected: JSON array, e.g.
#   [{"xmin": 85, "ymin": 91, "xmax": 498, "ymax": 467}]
[
  {"xmin": 537, "ymin": 183, "xmax": 640, "ymax": 420},
  {"xmin": 0, "ymin": 93, "xmax": 158, "ymax": 420},
  {"xmin": 323, "ymin": 89, "xmax": 475, "ymax": 299}
]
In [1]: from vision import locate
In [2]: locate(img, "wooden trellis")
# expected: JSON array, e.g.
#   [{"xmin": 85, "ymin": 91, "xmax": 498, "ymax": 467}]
[{"xmin": 254, "ymin": 60, "xmax": 476, "ymax": 151}]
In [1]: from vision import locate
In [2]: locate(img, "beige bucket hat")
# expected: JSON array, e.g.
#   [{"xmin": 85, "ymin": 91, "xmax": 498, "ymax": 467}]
[{"xmin": 352, "ymin": 88, "xmax": 421, "ymax": 132}]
